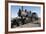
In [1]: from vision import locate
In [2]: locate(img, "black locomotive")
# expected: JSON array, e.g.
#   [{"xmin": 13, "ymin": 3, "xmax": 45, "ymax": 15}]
[{"xmin": 11, "ymin": 6, "xmax": 38, "ymax": 28}]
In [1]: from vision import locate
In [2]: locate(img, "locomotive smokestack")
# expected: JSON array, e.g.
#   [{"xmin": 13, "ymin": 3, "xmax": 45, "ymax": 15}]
[{"xmin": 22, "ymin": 6, "xmax": 23, "ymax": 11}]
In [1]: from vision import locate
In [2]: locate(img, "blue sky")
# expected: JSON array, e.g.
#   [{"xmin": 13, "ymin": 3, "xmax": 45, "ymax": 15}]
[{"xmin": 11, "ymin": 5, "xmax": 41, "ymax": 18}]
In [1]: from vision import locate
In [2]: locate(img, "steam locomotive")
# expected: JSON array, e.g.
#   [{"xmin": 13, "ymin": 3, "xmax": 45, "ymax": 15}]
[{"xmin": 11, "ymin": 6, "xmax": 38, "ymax": 28}]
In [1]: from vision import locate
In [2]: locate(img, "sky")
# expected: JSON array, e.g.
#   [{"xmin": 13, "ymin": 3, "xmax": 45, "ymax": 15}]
[{"xmin": 11, "ymin": 5, "xmax": 41, "ymax": 18}]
